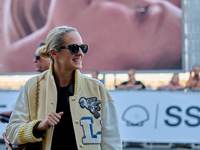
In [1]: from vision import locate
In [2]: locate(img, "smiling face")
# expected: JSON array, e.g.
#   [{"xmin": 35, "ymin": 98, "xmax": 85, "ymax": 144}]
[{"xmin": 54, "ymin": 31, "xmax": 84, "ymax": 71}]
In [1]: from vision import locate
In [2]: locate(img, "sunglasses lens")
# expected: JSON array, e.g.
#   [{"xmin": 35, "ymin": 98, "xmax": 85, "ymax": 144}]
[
  {"xmin": 69, "ymin": 45, "xmax": 79, "ymax": 55},
  {"xmin": 65, "ymin": 44, "xmax": 88, "ymax": 55},
  {"xmin": 80, "ymin": 44, "xmax": 88, "ymax": 54},
  {"xmin": 35, "ymin": 55, "xmax": 40, "ymax": 60}
]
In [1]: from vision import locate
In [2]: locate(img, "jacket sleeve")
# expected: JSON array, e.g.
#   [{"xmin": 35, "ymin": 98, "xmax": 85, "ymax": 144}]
[
  {"xmin": 6, "ymin": 83, "xmax": 42, "ymax": 145},
  {"xmin": 101, "ymin": 98, "xmax": 122, "ymax": 149}
]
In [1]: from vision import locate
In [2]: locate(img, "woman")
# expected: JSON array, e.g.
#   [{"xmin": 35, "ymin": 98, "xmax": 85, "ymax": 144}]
[
  {"xmin": 1, "ymin": 0, "xmax": 182, "ymax": 73},
  {"xmin": 6, "ymin": 26, "xmax": 122, "ymax": 150},
  {"xmin": 157, "ymin": 73, "xmax": 185, "ymax": 91}
]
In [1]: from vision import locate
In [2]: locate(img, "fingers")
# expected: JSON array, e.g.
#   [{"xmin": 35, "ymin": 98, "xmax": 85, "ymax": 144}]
[
  {"xmin": 58, "ymin": 111, "xmax": 64, "ymax": 116},
  {"xmin": 37, "ymin": 112, "xmax": 64, "ymax": 131},
  {"xmin": 49, "ymin": 112, "xmax": 60, "ymax": 123},
  {"xmin": 46, "ymin": 116, "xmax": 58, "ymax": 126},
  {"xmin": 46, "ymin": 112, "xmax": 63, "ymax": 126}
]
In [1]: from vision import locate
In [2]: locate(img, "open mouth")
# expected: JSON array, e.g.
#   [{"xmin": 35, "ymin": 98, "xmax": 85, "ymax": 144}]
[{"xmin": 73, "ymin": 59, "xmax": 81, "ymax": 63}]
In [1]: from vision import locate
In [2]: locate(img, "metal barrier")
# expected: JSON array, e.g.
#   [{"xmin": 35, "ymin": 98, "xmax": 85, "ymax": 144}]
[{"xmin": 142, "ymin": 143, "xmax": 172, "ymax": 149}]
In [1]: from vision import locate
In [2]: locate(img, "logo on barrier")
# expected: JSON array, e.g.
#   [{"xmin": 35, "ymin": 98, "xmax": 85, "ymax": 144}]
[{"xmin": 122, "ymin": 105, "xmax": 149, "ymax": 126}]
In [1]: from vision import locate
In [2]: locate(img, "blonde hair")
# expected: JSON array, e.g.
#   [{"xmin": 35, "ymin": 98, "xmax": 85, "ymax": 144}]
[{"xmin": 38, "ymin": 26, "xmax": 77, "ymax": 61}]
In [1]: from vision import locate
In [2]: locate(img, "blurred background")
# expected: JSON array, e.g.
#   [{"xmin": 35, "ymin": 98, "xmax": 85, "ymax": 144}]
[{"xmin": 0, "ymin": 0, "xmax": 200, "ymax": 149}]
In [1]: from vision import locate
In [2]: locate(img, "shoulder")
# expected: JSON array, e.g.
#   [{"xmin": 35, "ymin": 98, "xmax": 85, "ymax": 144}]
[
  {"xmin": 135, "ymin": 81, "xmax": 142, "ymax": 84},
  {"xmin": 82, "ymin": 75, "xmax": 104, "ymax": 88},
  {"xmin": 135, "ymin": 81, "xmax": 145, "ymax": 85},
  {"xmin": 121, "ymin": 81, "xmax": 128, "ymax": 85},
  {"xmin": 82, "ymin": 75, "xmax": 109, "ymax": 94},
  {"xmin": 135, "ymin": 81, "xmax": 146, "ymax": 88}
]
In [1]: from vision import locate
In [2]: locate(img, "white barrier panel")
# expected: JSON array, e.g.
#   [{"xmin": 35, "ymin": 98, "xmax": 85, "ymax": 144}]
[
  {"xmin": 110, "ymin": 90, "xmax": 200, "ymax": 143},
  {"xmin": 0, "ymin": 90, "xmax": 200, "ymax": 143},
  {"xmin": 0, "ymin": 91, "xmax": 20, "ymax": 139}
]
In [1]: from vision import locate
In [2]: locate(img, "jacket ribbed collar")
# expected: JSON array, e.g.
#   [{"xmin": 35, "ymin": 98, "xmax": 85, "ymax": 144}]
[{"xmin": 39, "ymin": 63, "xmax": 83, "ymax": 95}]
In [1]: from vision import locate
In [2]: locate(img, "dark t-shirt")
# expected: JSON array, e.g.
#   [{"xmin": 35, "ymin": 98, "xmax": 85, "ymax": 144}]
[
  {"xmin": 51, "ymin": 80, "xmax": 77, "ymax": 150},
  {"xmin": 120, "ymin": 81, "xmax": 146, "ymax": 89}
]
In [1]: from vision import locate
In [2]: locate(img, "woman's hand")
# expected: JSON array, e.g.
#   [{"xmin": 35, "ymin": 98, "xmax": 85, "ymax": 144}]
[{"xmin": 37, "ymin": 111, "xmax": 64, "ymax": 131}]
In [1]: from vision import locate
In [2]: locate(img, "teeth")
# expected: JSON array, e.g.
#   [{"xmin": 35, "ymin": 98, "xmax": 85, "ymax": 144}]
[{"xmin": 74, "ymin": 59, "xmax": 81, "ymax": 62}]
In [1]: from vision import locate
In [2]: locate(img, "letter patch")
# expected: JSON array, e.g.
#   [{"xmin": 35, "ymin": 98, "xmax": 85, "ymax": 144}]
[
  {"xmin": 80, "ymin": 117, "xmax": 101, "ymax": 144},
  {"xmin": 79, "ymin": 97, "xmax": 101, "ymax": 118}
]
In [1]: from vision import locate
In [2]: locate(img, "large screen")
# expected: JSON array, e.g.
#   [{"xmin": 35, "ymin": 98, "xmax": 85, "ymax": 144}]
[{"xmin": 0, "ymin": 0, "xmax": 182, "ymax": 73}]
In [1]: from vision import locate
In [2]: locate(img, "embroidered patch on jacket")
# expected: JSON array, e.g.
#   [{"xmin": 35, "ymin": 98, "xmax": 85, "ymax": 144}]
[
  {"xmin": 80, "ymin": 117, "xmax": 101, "ymax": 144},
  {"xmin": 79, "ymin": 97, "xmax": 101, "ymax": 119}
]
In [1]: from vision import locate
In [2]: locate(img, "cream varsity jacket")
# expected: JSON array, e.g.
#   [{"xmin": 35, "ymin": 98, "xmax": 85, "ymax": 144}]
[{"xmin": 6, "ymin": 69, "xmax": 122, "ymax": 150}]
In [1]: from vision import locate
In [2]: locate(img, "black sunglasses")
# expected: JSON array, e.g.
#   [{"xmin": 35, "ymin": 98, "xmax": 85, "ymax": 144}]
[
  {"xmin": 58, "ymin": 44, "xmax": 88, "ymax": 55},
  {"xmin": 35, "ymin": 55, "xmax": 40, "ymax": 60}
]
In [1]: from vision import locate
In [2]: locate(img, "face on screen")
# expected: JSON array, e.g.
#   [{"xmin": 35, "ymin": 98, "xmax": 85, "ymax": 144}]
[
  {"xmin": 51, "ymin": 0, "xmax": 182, "ymax": 71},
  {"xmin": 1, "ymin": 0, "xmax": 182, "ymax": 72}
]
